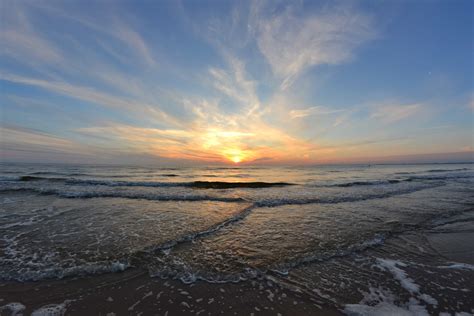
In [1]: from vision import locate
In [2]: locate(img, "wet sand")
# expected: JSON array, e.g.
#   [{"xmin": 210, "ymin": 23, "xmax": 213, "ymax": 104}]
[
  {"xmin": 1, "ymin": 222, "xmax": 474, "ymax": 315},
  {"xmin": 426, "ymin": 210, "xmax": 474, "ymax": 266},
  {"xmin": 0, "ymin": 268, "xmax": 341, "ymax": 315},
  {"xmin": 428, "ymin": 231, "xmax": 474, "ymax": 264}
]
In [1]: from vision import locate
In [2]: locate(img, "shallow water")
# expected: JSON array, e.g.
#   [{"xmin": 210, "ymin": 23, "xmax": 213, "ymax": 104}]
[{"xmin": 1, "ymin": 162, "xmax": 473, "ymax": 313}]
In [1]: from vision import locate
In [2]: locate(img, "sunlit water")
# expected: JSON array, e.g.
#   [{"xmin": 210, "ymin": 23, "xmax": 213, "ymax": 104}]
[{"xmin": 1, "ymin": 163, "xmax": 473, "ymax": 312}]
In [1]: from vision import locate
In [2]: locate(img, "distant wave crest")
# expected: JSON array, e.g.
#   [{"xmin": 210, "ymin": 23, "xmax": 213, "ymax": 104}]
[{"xmin": 12, "ymin": 176, "xmax": 295, "ymax": 189}]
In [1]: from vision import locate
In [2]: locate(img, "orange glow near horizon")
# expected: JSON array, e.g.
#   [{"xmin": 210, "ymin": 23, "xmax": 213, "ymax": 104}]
[
  {"xmin": 79, "ymin": 123, "xmax": 326, "ymax": 164},
  {"xmin": 231, "ymin": 156, "xmax": 241, "ymax": 163},
  {"xmin": 224, "ymin": 148, "xmax": 245, "ymax": 164},
  {"xmin": 76, "ymin": 124, "xmax": 358, "ymax": 165}
]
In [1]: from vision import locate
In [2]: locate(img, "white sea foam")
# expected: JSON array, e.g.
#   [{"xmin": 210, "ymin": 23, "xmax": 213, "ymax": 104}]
[
  {"xmin": 31, "ymin": 300, "xmax": 73, "ymax": 316},
  {"xmin": 344, "ymin": 287, "xmax": 431, "ymax": 316},
  {"xmin": 0, "ymin": 302, "xmax": 26, "ymax": 316},
  {"xmin": 0, "ymin": 187, "xmax": 246, "ymax": 203},
  {"xmin": 376, "ymin": 259, "xmax": 420, "ymax": 293},
  {"xmin": 375, "ymin": 258, "xmax": 437, "ymax": 306},
  {"xmin": 2, "ymin": 259, "xmax": 129, "ymax": 282},
  {"xmin": 344, "ymin": 301, "xmax": 430, "ymax": 316},
  {"xmin": 437, "ymin": 263, "xmax": 474, "ymax": 271}
]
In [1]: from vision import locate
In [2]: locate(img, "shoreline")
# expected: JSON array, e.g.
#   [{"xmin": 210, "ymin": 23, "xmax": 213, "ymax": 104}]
[
  {"xmin": 1, "ymin": 218, "xmax": 473, "ymax": 315},
  {"xmin": 0, "ymin": 268, "xmax": 341, "ymax": 315}
]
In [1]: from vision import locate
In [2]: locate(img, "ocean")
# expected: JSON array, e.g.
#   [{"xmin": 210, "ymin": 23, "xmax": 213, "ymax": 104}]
[{"xmin": 0, "ymin": 163, "xmax": 473, "ymax": 315}]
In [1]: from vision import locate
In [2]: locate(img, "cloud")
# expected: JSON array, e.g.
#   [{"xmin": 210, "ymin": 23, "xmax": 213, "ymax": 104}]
[
  {"xmin": 77, "ymin": 125, "xmax": 192, "ymax": 146},
  {"xmin": 11, "ymin": 1, "xmax": 157, "ymax": 68},
  {"xmin": 370, "ymin": 103, "xmax": 423, "ymax": 123},
  {"xmin": 0, "ymin": 124, "xmax": 196, "ymax": 165},
  {"xmin": 0, "ymin": 29, "xmax": 62, "ymax": 65},
  {"xmin": 0, "ymin": 73, "xmax": 179, "ymax": 127},
  {"xmin": 290, "ymin": 106, "xmax": 344, "ymax": 119},
  {"xmin": 0, "ymin": 5, "xmax": 62, "ymax": 65},
  {"xmin": 74, "ymin": 111, "xmax": 320, "ymax": 164},
  {"xmin": 113, "ymin": 24, "xmax": 157, "ymax": 67},
  {"xmin": 3, "ymin": 1, "xmax": 465, "ymax": 165},
  {"xmin": 1, "ymin": 125, "xmax": 74, "ymax": 149},
  {"xmin": 206, "ymin": 49, "xmax": 261, "ymax": 116},
  {"xmin": 255, "ymin": 4, "xmax": 376, "ymax": 89},
  {"xmin": 468, "ymin": 95, "xmax": 474, "ymax": 111},
  {"xmin": 0, "ymin": 125, "xmax": 102, "ymax": 162}
]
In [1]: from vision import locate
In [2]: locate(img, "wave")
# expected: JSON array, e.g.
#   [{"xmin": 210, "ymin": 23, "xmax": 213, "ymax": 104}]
[
  {"xmin": 255, "ymin": 183, "xmax": 443, "ymax": 207},
  {"xmin": 319, "ymin": 172, "xmax": 473, "ymax": 188},
  {"xmin": 189, "ymin": 181, "xmax": 293, "ymax": 189},
  {"xmin": 269, "ymin": 234, "xmax": 388, "ymax": 275},
  {"xmin": 18, "ymin": 176, "xmax": 65, "ymax": 182},
  {"xmin": 0, "ymin": 259, "xmax": 129, "ymax": 282},
  {"xmin": 29, "ymin": 171, "xmax": 77, "ymax": 176},
  {"xmin": 139, "ymin": 205, "xmax": 255, "ymax": 253},
  {"xmin": 0, "ymin": 180, "xmax": 442, "ymax": 206},
  {"xmin": 267, "ymin": 206, "xmax": 471, "ymax": 276},
  {"xmin": 395, "ymin": 168, "xmax": 470, "ymax": 175},
  {"xmin": 327, "ymin": 179, "xmax": 407, "ymax": 187},
  {"xmin": 201, "ymin": 173, "xmax": 252, "ymax": 178},
  {"xmin": 66, "ymin": 179, "xmax": 293, "ymax": 189},
  {"xmin": 149, "ymin": 233, "xmax": 391, "ymax": 285},
  {"xmin": 426, "ymin": 168, "xmax": 470, "ymax": 173},
  {"xmin": 2, "ymin": 189, "xmax": 466, "ymax": 284},
  {"xmin": 0, "ymin": 187, "xmax": 247, "ymax": 203},
  {"xmin": 407, "ymin": 173, "xmax": 474, "ymax": 181},
  {"xmin": 27, "ymin": 171, "xmax": 181, "ymax": 178},
  {"xmin": 9, "ymin": 176, "xmax": 295, "ymax": 189},
  {"xmin": 8, "ymin": 171, "xmax": 472, "ymax": 190},
  {"xmin": 1, "ymin": 204, "xmax": 256, "ymax": 282}
]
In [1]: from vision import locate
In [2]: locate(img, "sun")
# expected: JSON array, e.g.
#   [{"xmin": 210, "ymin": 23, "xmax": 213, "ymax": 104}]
[
  {"xmin": 231, "ymin": 156, "xmax": 242, "ymax": 163},
  {"xmin": 223, "ymin": 148, "xmax": 245, "ymax": 164}
]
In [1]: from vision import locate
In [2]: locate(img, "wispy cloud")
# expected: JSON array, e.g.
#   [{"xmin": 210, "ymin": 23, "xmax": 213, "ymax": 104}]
[
  {"xmin": 0, "ymin": 28, "xmax": 62, "ymax": 65},
  {"xmin": 0, "ymin": 125, "xmax": 102, "ymax": 162},
  {"xmin": 370, "ymin": 103, "xmax": 424, "ymax": 123},
  {"xmin": 0, "ymin": 124, "xmax": 186, "ymax": 164},
  {"xmin": 1, "ymin": 125, "xmax": 75, "ymax": 149},
  {"xmin": 0, "ymin": 4, "xmax": 62, "ymax": 65},
  {"xmin": 208, "ymin": 62, "xmax": 258, "ymax": 110},
  {"xmin": 16, "ymin": 1, "xmax": 158, "ymax": 68},
  {"xmin": 255, "ymin": 4, "xmax": 376, "ymax": 89},
  {"xmin": 2, "ymin": 1, "xmax": 469, "ymax": 164},
  {"xmin": 0, "ymin": 73, "xmax": 179, "ymax": 126},
  {"xmin": 75, "ymin": 112, "xmax": 319, "ymax": 164},
  {"xmin": 289, "ymin": 106, "xmax": 344, "ymax": 119},
  {"xmin": 113, "ymin": 23, "xmax": 158, "ymax": 67},
  {"xmin": 468, "ymin": 95, "xmax": 474, "ymax": 111}
]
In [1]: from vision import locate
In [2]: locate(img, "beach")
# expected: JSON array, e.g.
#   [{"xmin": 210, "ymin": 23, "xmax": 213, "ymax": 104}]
[
  {"xmin": 0, "ymin": 163, "xmax": 473, "ymax": 315},
  {"xmin": 2, "ymin": 0, "xmax": 473, "ymax": 314}
]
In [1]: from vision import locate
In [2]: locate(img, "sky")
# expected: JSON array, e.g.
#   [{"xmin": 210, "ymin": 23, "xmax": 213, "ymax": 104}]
[{"xmin": 0, "ymin": 0, "xmax": 473, "ymax": 165}]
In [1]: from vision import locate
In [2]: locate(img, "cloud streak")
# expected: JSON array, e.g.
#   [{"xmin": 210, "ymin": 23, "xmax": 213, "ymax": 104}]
[
  {"xmin": 255, "ymin": 4, "xmax": 376, "ymax": 89},
  {"xmin": 290, "ymin": 106, "xmax": 344, "ymax": 119},
  {"xmin": 370, "ymin": 103, "xmax": 424, "ymax": 123},
  {"xmin": 1, "ymin": 1, "xmax": 471, "ymax": 164},
  {"xmin": 0, "ymin": 73, "xmax": 180, "ymax": 127}
]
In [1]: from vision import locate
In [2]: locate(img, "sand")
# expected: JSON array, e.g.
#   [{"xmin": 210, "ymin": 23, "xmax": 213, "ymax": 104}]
[
  {"xmin": 1, "ymin": 214, "xmax": 473, "ymax": 315},
  {"xmin": 0, "ymin": 268, "xmax": 341, "ymax": 315}
]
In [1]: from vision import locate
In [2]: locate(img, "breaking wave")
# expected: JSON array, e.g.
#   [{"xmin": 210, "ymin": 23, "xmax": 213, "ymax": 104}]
[{"xmin": 7, "ymin": 176, "xmax": 295, "ymax": 189}]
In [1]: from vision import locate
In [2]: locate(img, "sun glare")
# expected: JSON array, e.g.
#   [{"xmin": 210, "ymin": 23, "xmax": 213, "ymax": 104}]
[
  {"xmin": 224, "ymin": 148, "xmax": 246, "ymax": 164},
  {"xmin": 231, "ymin": 156, "xmax": 241, "ymax": 163}
]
